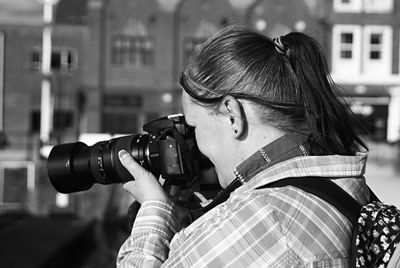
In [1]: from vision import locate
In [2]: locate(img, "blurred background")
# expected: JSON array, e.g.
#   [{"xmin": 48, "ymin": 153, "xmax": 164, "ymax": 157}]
[{"xmin": 0, "ymin": 0, "xmax": 399, "ymax": 267}]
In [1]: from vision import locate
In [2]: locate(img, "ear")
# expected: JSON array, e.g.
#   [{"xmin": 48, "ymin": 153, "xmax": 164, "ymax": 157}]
[{"xmin": 221, "ymin": 96, "xmax": 245, "ymax": 139}]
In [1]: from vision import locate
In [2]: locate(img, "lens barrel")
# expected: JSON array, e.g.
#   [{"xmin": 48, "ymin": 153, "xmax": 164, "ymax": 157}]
[
  {"xmin": 47, "ymin": 134, "xmax": 161, "ymax": 193},
  {"xmin": 47, "ymin": 114, "xmax": 196, "ymax": 193},
  {"xmin": 47, "ymin": 142, "xmax": 94, "ymax": 193}
]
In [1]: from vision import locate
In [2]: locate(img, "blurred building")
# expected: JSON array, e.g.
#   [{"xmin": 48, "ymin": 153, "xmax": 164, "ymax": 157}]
[
  {"xmin": 0, "ymin": 0, "xmax": 88, "ymax": 214},
  {"xmin": 328, "ymin": 0, "xmax": 400, "ymax": 144},
  {"xmin": 0, "ymin": 0, "xmax": 398, "ymax": 216},
  {"xmin": 83, "ymin": 0, "xmax": 239, "ymax": 134}
]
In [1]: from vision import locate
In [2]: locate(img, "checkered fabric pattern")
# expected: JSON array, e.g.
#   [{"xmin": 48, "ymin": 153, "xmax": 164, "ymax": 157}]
[{"xmin": 117, "ymin": 135, "xmax": 369, "ymax": 267}]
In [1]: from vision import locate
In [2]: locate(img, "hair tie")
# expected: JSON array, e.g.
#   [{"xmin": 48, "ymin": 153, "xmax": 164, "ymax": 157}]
[{"xmin": 272, "ymin": 37, "xmax": 287, "ymax": 55}]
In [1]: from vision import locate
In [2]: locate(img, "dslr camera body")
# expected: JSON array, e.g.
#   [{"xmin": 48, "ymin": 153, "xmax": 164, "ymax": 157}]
[{"xmin": 47, "ymin": 114, "xmax": 201, "ymax": 193}]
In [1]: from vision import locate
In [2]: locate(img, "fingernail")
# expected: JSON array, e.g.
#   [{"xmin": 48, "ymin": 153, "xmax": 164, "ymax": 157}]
[{"xmin": 118, "ymin": 150, "xmax": 128, "ymax": 160}]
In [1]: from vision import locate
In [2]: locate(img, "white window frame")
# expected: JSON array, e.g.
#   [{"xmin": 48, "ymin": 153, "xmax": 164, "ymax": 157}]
[
  {"xmin": 363, "ymin": 26, "xmax": 392, "ymax": 77},
  {"xmin": 0, "ymin": 161, "xmax": 35, "ymax": 207},
  {"xmin": 333, "ymin": 0, "xmax": 362, "ymax": 13},
  {"xmin": 364, "ymin": 0, "xmax": 394, "ymax": 13},
  {"xmin": 332, "ymin": 25, "xmax": 362, "ymax": 78}
]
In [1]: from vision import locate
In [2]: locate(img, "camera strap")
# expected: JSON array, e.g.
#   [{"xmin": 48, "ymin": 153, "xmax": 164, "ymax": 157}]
[
  {"xmin": 189, "ymin": 178, "xmax": 243, "ymax": 220},
  {"xmin": 188, "ymin": 134, "xmax": 311, "ymax": 220}
]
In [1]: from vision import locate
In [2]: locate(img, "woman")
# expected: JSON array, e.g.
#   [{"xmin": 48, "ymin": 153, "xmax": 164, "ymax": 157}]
[{"xmin": 117, "ymin": 25, "xmax": 369, "ymax": 267}]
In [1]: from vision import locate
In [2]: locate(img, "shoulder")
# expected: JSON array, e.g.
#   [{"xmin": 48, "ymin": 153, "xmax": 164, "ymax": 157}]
[
  {"xmin": 176, "ymin": 186, "xmax": 317, "ymax": 245},
  {"xmin": 167, "ymin": 189, "xmax": 288, "ymax": 266},
  {"xmin": 169, "ymin": 184, "xmax": 354, "ymax": 266},
  {"xmin": 183, "ymin": 189, "xmax": 283, "ymax": 237}
]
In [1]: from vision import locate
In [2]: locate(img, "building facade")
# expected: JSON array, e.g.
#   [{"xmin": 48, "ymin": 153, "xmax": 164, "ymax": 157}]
[
  {"xmin": 82, "ymin": 0, "xmax": 328, "ymax": 134},
  {"xmin": 0, "ymin": 2, "xmax": 88, "ymax": 214},
  {"xmin": 328, "ymin": 0, "xmax": 400, "ymax": 143}
]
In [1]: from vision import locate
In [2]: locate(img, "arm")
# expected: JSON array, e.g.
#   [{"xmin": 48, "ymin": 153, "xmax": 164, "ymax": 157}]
[
  {"xmin": 116, "ymin": 150, "xmax": 186, "ymax": 267},
  {"xmin": 116, "ymin": 150, "xmax": 287, "ymax": 267},
  {"xmin": 117, "ymin": 200, "xmax": 180, "ymax": 268}
]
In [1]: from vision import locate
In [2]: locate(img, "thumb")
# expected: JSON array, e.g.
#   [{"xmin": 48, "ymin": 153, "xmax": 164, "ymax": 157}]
[{"xmin": 118, "ymin": 150, "xmax": 152, "ymax": 181}]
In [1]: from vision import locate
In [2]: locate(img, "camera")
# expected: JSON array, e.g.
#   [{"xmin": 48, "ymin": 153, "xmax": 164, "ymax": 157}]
[{"xmin": 47, "ymin": 114, "xmax": 202, "ymax": 193}]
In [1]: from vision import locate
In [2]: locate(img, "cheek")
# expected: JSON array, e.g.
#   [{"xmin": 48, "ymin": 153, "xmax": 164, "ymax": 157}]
[
  {"xmin": 194, "ymin": 125, "xmax": 219, "ymax": 159},
  {"xmin": 194, "ymin": 128, "xmax": 208, "ymax": 155}
]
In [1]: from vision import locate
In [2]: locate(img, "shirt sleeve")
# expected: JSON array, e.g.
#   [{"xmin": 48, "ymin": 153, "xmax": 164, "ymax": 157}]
[{"xmin": 116, "ymin": 200, "xmax": 181, "ymax": 268}]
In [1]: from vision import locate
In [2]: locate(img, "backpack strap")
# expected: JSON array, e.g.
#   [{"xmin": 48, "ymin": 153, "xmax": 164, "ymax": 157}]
[
  {"xmin": 256, "ymin": 177, "xmax": 372, "ymax": 225},
  {"xmin": 257, "ymin": 177, "xmax": 381, "ymax": 267}
]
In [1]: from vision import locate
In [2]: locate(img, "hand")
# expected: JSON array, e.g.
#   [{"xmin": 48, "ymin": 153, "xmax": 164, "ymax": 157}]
[{"xmin": 118, "ymin": 150, "xmax": 169, "ymax": 204}]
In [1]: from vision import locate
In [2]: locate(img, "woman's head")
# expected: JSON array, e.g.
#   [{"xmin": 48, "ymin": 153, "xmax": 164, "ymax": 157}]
[{"xmin": 180, "ymin": 25, "xmax": 366, "ymax": 158}]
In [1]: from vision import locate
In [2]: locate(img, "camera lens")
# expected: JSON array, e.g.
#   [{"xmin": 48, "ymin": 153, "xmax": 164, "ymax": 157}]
[
  {"xmin": 47, "ymin": 134, "xmax": 160, "ymax": 193},
  {"xmin": 47, "ymin": 115, "xmax": 200, "ymax": 194},
  {"xmin": 47, "ymin": 142, "xmax": 94, "ymax": 193}
]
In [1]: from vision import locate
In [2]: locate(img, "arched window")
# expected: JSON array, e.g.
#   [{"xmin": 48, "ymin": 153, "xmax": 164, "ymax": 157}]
[{"xmin": 111, "ymin": 18, "xmax": 154, "ymax": 67}]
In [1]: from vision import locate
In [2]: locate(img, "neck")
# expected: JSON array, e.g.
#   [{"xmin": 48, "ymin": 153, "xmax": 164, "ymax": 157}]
[
  {"xmin": 236, "ymin": 124, "xmax": 286, "ymax": 164},
  {"xmin": 218, "ymin": 124, "xmax": 285, "ymax": 186}
]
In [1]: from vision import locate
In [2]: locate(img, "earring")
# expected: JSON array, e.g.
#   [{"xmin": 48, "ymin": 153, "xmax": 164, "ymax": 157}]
[{"xmin": 234, "ymin": 129, "xmax": 238, "ymax": 134}]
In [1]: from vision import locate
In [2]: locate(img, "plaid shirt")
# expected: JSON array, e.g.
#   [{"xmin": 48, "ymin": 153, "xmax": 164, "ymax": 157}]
[{"xmin": 117, "ymin": 135, "xmax": 369, "ymax": 267}]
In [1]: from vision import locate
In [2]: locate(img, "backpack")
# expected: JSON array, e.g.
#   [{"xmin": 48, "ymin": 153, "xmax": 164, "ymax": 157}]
[{"xmin": 258, "ymin": 177, "xmax": 400, "ymax": 268}]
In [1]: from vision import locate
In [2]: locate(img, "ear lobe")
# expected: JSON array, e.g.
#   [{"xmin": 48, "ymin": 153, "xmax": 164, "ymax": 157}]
[{"xmin": 223, "ymin": 96, "xmax": 245, "ymax": 138}]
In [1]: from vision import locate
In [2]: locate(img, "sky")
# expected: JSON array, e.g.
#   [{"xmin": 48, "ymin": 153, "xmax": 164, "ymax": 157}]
[{"xmin": 0, "ymin": 0, "xmax": 42, "ymax": 24}]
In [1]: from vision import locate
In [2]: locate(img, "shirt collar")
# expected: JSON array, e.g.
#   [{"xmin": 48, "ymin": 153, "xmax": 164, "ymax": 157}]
[
  {"xmin": 233, "ymin": 133, "xmax": 310, "ymax": 183},
  {"xmin": 241, "ymin": 152, "xmax": 368, "ymax": 192}
]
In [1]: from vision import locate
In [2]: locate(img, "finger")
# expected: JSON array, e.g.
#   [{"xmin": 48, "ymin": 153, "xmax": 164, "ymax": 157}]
[{"xmin": 118, "ymin": 150, "xmax": 151, "ymax": 181}]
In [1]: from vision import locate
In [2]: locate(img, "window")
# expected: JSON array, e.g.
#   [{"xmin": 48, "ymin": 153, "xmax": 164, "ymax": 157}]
[
  {"xmin": 363, "ymin": 26, "xmax": 392, "ymax": 76},
  {"xmin": 31, "ymin": 110, "xmax": 74, "ymax": 132},
  {"xmin": 332, "ymin": 25, "xmax": 362, "ymax": 77},
  {"xmin": 183, "ymin": 21, "xmax": 218, "ymax": 64},
  {"xmin": 0, "ymin": 161, "xmax": 35, "ymax": 208},
  {"xmin": 364, "ymin": 0, "xmax": 393, "ymax": 13},
  {"xmin": 31, "ymin": 50, "xmax": 41, "ymax": 70},
  {"xmin": 332, "ymin": 25, "xmax": 392, "ymax": 80},
  {"xmin": 103, "ymin": 112, "xmax": 161, "ymax": 136},
  {"xmin": 103, "ymin": 94, "xmax": 143, "ymax": 134},
  {"xmin": 30, "ymin": 48, "xmax": 78, "ymax": 72},
  {"xmin": 334, "ymin": 0, "xmax": 393, "ymax": 13},
  {"xmin": 333, "ymin": 0, "xmax": 362, "ymax": 12},
  {"xmin": 3, "ymin": 168, "xmax": 28, "ymax": 203},
  {"xmin": 103, "ymin": 112, "xmax": 138, "ymax": 134},
  {"xmin": 340, "ymin": 33, "xmax": 354, "ymax": 59},
  {"xmin": 369, "ymin": 34, "xmax": 382, "ymax": 60},
  {"xmin": 111, "ymin": 35, "xmax": 154, "ymax": 67},
  {"xmin": 183, "ymin": 37, "xmax": 206, "ymax": 65},
  {"xmin": 103, "ymin": 94, "xmax": 142, "ymax": 108}
]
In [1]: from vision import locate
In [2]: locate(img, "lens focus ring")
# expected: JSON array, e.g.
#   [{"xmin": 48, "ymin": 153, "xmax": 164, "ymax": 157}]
[{"xmin": 112, "ymin": 135, "xmax": 148, "ymax": 183}]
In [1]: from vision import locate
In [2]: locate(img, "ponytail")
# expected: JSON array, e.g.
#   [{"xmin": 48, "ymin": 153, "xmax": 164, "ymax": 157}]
[
  {"xmin": 279, "ymin": 32, "xmax": 367, "ymax": 155},
  {"xmin": 183, "ymin": 25, "xmax": 366, "ymax": 155}
]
